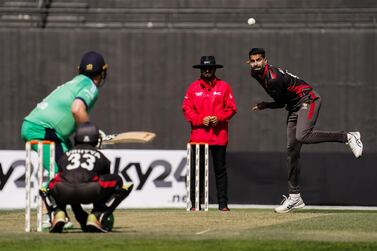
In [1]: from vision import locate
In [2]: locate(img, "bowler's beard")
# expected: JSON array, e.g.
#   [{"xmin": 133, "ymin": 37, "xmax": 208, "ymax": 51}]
[{"xmin": 250, "ymin": 68, "xmax": 263, "ymax": 77}]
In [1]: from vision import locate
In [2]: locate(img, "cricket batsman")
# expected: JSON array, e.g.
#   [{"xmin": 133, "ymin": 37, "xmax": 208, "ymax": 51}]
[{"xmin": 21, "ymin": 51, "xmax": 108, "ymax": 228}]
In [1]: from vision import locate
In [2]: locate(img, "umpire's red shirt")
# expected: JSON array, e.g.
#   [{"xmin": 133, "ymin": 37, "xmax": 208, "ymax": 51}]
[{"xmin": 182, "ymin": 77, "xmax": 237, "ymax": 145}]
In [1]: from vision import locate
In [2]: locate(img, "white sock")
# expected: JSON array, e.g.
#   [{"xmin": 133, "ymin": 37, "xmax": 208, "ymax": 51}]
[{"xmin": 290, "ymin": 193, "xmax": 301, "ymax": 199}]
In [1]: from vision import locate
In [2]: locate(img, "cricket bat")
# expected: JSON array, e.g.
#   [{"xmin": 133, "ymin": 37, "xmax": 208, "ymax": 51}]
[{"xmin": 102, "ymin": 131, "xmax": 156, "ymax": 145}]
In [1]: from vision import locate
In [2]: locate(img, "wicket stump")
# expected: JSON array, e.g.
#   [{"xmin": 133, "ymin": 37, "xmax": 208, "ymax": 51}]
[
  {"xmin": 186, "ymin": 143, "xmax": 209, "ymax": 211},
  {"xmin": 25, "ymin": 140, "xmax": 55, "ymax": 232}
]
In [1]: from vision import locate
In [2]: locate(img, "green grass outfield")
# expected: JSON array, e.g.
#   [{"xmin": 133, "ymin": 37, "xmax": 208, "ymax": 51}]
[{"xmin": 1, "ymin": 208, "xmax": 377, "ymax": 251}]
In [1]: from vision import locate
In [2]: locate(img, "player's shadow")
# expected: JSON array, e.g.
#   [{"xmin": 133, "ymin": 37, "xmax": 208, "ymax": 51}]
[{"xmin": 64, "ymin": 226, "xmax": 137, "ymax": 234}]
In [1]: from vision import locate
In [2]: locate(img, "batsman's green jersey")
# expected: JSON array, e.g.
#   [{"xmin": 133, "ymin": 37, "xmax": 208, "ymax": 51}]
[{"xmin": 24, "ymin": 74, "xmax": 98, "ymax": 140}]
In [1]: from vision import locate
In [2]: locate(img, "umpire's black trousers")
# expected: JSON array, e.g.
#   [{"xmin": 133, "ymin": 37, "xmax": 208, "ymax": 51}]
[
  {"xmin": 190, "ymin": 145, "xmax": 228, "ymax": 209},
  {"xmin": 190, "ymin": 144, "xmax": 228, "ymax": 209}
]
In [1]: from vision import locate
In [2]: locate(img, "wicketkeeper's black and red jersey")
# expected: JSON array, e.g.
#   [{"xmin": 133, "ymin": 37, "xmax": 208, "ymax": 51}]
[
  {"xmin": 251, "ymin": 64, "xmax": 319, "ymax": 111},
  {"xmin": 53, "ymin": 144, "xmax": 111, "ymax": 185}
]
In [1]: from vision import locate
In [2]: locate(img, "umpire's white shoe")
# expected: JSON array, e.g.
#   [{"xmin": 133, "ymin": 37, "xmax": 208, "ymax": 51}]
[
  {"xmin": 274, "ymin": 194, "xmax": 305, "ymax": 214},
  {"xmin": 347, "ymin": 132, "xmax": 363, "ymax": 158}
]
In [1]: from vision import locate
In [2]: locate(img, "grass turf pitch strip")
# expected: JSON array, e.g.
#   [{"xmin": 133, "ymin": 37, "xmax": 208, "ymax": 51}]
[{"xmin": 1, "ymin": 208, "xmax": 377, "ymax": 251}]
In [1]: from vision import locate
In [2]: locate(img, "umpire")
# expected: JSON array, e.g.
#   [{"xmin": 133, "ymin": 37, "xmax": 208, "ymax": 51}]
[
  {"xmin": 40, "ymin": 122, "xmax": 133, "ymax": 233},
  {"xmin": 182, "ymin": 56, "xmax": 237, "ymax": 211}
]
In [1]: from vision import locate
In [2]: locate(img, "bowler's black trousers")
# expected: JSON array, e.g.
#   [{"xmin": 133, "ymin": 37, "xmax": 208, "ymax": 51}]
[{"xmin": 286, "ymin": 97, "xmax": 347, "ymax": 194}]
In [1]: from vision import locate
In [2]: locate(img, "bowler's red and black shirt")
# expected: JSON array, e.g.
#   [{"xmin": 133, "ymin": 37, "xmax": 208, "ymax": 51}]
[{"xmin": 251, "ymin": 64, "xmax": 319, "ymax": 111}]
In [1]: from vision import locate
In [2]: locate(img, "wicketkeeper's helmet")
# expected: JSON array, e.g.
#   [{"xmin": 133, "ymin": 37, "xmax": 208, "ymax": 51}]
[{"xmin": 74, "ymin": 122, "xmax": 100, "ymax": 147}]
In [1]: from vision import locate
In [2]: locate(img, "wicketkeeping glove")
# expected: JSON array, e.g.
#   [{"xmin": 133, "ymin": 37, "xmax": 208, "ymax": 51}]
[{"xmin": 96, "ymin": 129, "xmax": 106, "ymax": 149}]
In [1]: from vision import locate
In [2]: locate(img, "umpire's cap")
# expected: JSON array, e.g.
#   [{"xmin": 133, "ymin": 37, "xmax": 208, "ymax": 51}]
[
  {"xmin": 78, "ymin": 51, "xmax": 108, "ymax": 79},
  {"xmin": 74, "ymin": 122, "xmax": 100, "ymax": 147},
  {"xmin": 192, "ymin": 56, "xmax": 223, "ymax": 69}
]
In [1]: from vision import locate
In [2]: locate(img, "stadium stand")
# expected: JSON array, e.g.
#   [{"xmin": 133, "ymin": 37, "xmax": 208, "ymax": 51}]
[{"xmin": 0, "ymin": 0, "xmax": 376, "ymax": 29}]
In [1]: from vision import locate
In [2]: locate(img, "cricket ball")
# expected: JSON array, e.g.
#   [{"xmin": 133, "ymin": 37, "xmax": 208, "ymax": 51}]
[{"xmin": 247, "ymin": 18, "xmax": 256, "ymax": 25}]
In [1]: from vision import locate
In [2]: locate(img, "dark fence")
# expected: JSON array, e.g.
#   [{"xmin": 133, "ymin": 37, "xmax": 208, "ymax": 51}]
[
  {"xmin": 0, "ymin": 28, "xmax": 376, "ymax": 153},
  {"xmin": 219, "ymin": 152, "xmax": 377, "ymax": 206}
]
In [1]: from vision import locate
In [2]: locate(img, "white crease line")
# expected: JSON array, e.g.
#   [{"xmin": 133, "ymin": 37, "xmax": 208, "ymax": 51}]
[{"xmin": 196, "ymin": 229, "xmax": 210, "ymax": 235}]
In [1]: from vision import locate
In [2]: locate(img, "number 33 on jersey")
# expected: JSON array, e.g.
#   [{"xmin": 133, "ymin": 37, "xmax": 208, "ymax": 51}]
[{"xmin": 58, "ymin": 147, "xmax": 111, "ymax": 183}]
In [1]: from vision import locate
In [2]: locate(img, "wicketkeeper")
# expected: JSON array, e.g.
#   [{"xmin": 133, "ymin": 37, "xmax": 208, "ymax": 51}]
[{"xmin": 40, "ymin": 122, "xmax": 133, "ymax": 233}]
